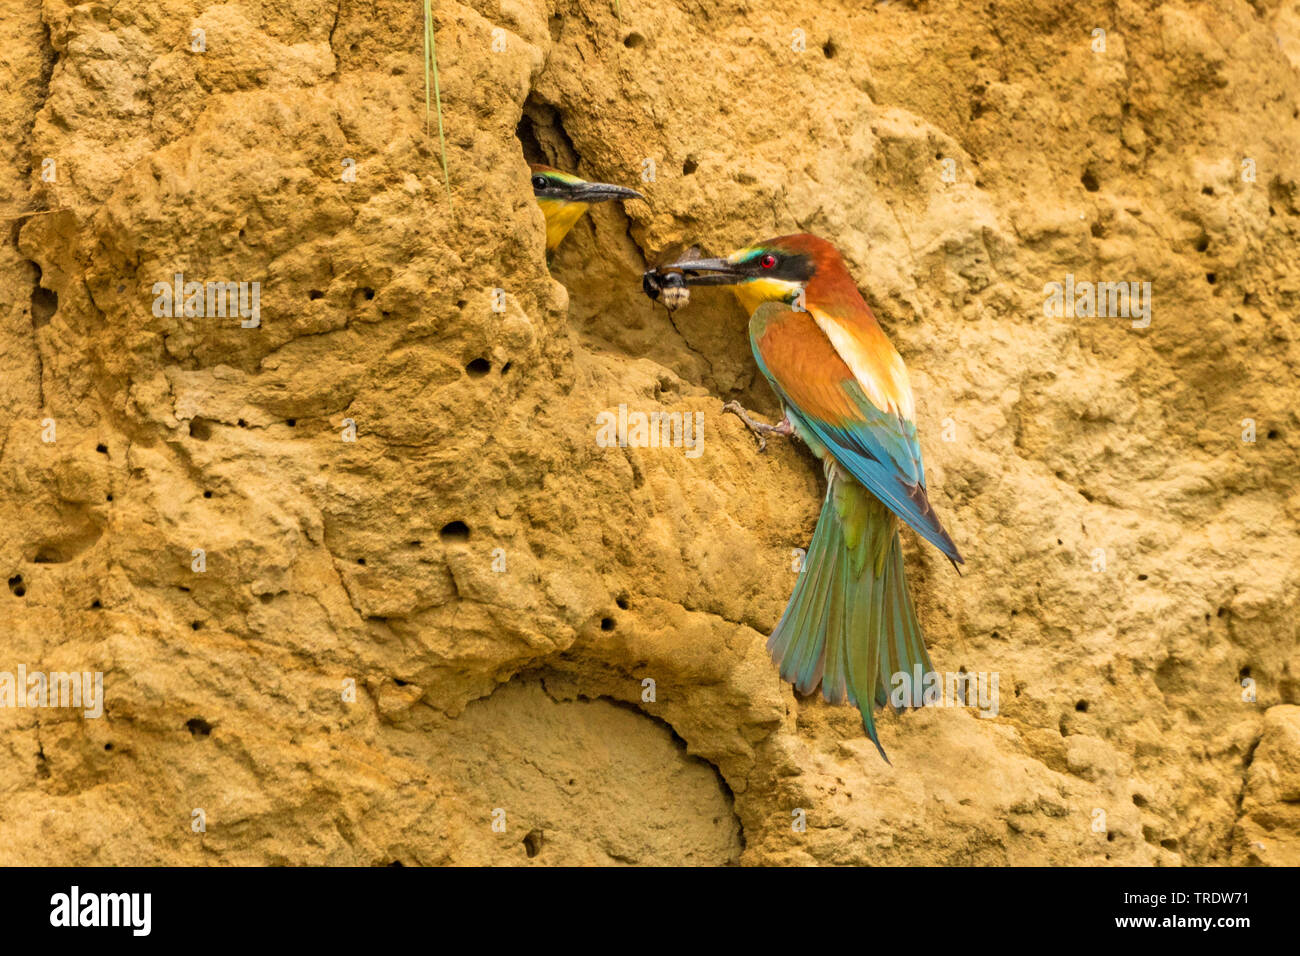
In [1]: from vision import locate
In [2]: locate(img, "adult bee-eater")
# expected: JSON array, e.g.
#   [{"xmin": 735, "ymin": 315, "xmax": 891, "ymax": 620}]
[
  {"xmin": 656, "ymin": 235, "xmax": 963, "ymax": 761},
  {"xmin": 529, "ymin": 164, "xmax": 643, "ymax": 252}
]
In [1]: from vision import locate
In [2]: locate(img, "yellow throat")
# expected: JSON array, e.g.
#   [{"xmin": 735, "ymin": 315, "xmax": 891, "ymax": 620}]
[
  {"xmin": 537, "ymin": 197, "xmax": 591, "ymax": 251},
  {"xmin": 732, "ymin": 276, "xmax": 805, "ymax": 316}
]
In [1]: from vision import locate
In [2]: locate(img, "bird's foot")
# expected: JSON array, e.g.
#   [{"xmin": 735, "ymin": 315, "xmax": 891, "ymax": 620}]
[{"xmin": 721, "ymin": 401, "xmax": 793, "ymax": 452}]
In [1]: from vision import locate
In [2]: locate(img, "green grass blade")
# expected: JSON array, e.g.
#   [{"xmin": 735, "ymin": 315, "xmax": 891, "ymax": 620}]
[{"xmin": 423, "ymin": 0, "xmax": 452, "ymax": 208}]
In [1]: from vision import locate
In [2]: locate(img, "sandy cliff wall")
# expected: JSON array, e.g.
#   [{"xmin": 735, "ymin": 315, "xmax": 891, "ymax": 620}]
[{"xmin": 0, "ymin": 0, "xmax": 1297, "ymax": 865}]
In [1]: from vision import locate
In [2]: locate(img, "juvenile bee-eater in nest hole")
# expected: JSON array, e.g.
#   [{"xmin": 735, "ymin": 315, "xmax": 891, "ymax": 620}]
[
  {"xmin": 530, "ymin": 164, "xmax": 643, "ymax": 252},
  {"xmin": 652, "ymin": 235, "xmax": 964, "ymax": 761}
]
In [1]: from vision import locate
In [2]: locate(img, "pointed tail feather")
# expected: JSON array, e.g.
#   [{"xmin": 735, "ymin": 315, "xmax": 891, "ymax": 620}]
[
  {"xmin": 873, "ymin": 527, "xmax": 934, "ymax": 711},
  {"xmin": 766, "ymin": 470, "xmax": 934, "ymax": 762}
]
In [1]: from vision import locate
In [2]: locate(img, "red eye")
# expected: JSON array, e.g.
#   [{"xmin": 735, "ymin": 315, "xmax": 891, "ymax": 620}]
[{"xmin": 760, "ymin": 254, "xmax": 777, "ymax": 269}]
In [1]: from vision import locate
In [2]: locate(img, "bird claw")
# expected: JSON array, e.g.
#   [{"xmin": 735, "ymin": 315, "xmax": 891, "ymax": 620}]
[{"xmin": 722, "ymin": 401, "xmax": 793, "ymax": 452}]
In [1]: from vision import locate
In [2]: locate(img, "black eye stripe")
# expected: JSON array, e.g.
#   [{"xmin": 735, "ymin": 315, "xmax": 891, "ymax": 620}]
[{"xmin": 747, "ymin": 251, "xmax": 813, "ymax": 280}]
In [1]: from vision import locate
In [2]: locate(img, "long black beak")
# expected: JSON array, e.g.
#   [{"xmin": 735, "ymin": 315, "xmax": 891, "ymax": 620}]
[
  {"xmin": 571, "ymin": 181, "xmax": 644, "ymax": 203},
  {"xmin": 658, "ymin": 255, "xmax": 748, "ymax": 287}
]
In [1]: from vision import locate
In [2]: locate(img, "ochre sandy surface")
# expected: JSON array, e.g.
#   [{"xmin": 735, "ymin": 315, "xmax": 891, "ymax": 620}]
[{"xmin": 0, "ymin": 0, "xmax": 1297, "ymax": 865}]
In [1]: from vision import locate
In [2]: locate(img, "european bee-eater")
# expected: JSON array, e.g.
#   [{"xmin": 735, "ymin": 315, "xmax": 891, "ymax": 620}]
[
  {"xmin": 656, "ymin": 235, "xmax": 963, "ymax": 761},
  {"xmin": 529, "ymin": 164, "xmax": 643, "ymax": 252}
]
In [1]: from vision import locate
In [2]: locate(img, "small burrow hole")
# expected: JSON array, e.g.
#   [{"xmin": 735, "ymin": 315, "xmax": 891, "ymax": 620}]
[
  {"xmin": 439, "ymin": 521, "xmax": 470, "ymax": 542},
  {"xmin": 31, "ymin": 283, "xmax": 57, "ymax": 327}
]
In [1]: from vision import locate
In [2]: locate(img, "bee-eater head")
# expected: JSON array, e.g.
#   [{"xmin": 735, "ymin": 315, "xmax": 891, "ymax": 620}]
[
  {"xmin": 530, "ymin": 164, "xmax": 644, "ymax": 251},
  {"xmin": 658, "ymin": 234, "xmax": 831, "ymax": 315}
]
